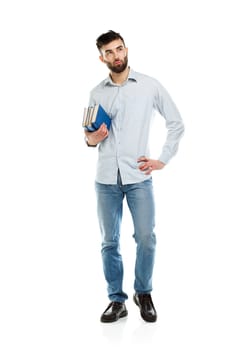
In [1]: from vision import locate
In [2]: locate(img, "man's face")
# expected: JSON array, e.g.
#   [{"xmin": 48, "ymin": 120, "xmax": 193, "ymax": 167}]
[{"xmin": 99, "ymin": 39, "xmax": 128, "ymax": 73}]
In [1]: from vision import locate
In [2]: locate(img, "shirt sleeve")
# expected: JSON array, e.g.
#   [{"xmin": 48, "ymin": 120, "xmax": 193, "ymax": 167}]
[{"xmin": 154, "ymin": 82, "xmax": 185, "ymax": 164}]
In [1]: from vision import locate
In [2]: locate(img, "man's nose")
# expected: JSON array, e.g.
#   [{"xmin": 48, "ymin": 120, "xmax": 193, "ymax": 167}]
[{"xmin": 114, "ymin": 50, "xmax": 120, "ymax": 59}]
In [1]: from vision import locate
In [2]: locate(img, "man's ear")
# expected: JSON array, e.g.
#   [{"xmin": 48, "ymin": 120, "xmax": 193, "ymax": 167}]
[{"xmin": 99, "ymin": 55, "xmax": 104, "ymax": 63}]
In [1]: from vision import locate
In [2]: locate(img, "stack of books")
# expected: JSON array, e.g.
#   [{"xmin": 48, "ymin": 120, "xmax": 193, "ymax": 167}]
[{"xmin": 82, "ymin": 104, "xmax": 111, "ymax": 132}]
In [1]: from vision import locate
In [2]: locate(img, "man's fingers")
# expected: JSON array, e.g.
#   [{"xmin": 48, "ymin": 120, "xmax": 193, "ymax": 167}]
[
  {"xmin": 137, "ymin": 156, "xmax": 149, "ymax": 163},
  {"xmin": 139, "ymin": 163, "xmax": 151, "ymax": 170}
]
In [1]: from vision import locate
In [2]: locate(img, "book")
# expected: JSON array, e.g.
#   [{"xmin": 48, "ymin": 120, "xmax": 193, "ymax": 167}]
[{"xmin": 82, "ymin": 104, "xmax": 111, "ymax": 131}]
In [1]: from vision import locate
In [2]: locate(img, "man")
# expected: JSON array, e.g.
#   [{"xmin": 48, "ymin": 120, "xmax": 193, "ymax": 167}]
[{"xmin": 84, "ymin": 30, "xmax": 184, "ymax": 323}]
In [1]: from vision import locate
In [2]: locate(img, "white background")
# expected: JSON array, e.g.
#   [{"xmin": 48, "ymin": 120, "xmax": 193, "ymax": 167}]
[{"xmin": 1, "ymin": 0, "xmax": 235, "ymax": 349}]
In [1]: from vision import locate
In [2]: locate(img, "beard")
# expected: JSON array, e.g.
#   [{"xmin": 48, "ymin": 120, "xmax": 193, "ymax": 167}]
[{"xmin": 106, "ymin": 56, "xmax": 128, "ymax": 74}]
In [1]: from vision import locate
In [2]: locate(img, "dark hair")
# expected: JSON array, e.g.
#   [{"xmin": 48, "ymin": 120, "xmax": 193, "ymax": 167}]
[{"xmin": 96, "ymin": 30, "xmax": 125, "ymax": 52}]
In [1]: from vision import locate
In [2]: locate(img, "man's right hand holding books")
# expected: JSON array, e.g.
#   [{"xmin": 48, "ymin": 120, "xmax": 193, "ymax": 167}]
[{"xmin": 84, "ymin": 123, "xmax": 109, "ymax": 147}]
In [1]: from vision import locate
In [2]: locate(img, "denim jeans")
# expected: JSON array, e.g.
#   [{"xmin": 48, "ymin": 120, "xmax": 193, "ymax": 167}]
[{"xmin": 95, "ymin": 172, "xmax": 156, "ymax": 302}]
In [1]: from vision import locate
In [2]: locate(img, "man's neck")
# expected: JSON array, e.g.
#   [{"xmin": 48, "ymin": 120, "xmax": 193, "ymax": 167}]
[{"xmin": 110, "ymin": 67, "xmax": 130, "ymax": 85}]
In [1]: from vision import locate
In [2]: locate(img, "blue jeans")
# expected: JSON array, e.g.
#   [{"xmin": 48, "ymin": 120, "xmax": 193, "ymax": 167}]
[{"xmin": 95, "ymin": 172, "xmax": 156, "ymax": 302}]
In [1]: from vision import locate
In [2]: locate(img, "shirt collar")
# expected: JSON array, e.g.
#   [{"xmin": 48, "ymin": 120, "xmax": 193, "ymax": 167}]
[{"xmin": 104, "ymin": 68, "xmax": 137, "ymax": 86}]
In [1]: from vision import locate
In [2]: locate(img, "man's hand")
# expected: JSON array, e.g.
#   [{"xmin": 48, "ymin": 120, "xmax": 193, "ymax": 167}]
[
  {"xmin": 138, "ymin": 156, "xmax": 165, "ymax": 175},
  {"xmin": 84, "ymin": 123, "xmax": 109, "ymax": 146}
]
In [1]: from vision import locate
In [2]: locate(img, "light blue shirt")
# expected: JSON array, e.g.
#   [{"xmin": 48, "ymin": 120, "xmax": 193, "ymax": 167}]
[{"xmin": 89, "ymin": 68, "xmax": 184, "ymax": 185}]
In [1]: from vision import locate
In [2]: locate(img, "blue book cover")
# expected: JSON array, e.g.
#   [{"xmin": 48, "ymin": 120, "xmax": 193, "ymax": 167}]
[{"xmin": 83, "ymin": 104, "xmax": 111, "ymax": 132}]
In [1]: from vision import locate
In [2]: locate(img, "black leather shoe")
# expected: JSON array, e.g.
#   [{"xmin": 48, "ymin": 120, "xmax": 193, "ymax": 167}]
[
  {"xmin": 133, "ymin": 293, "xmax": 157, "ymax": 322},
  {"xmin": 100, "ymin": 301, "xmax": 128, "ymax": 323}
]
